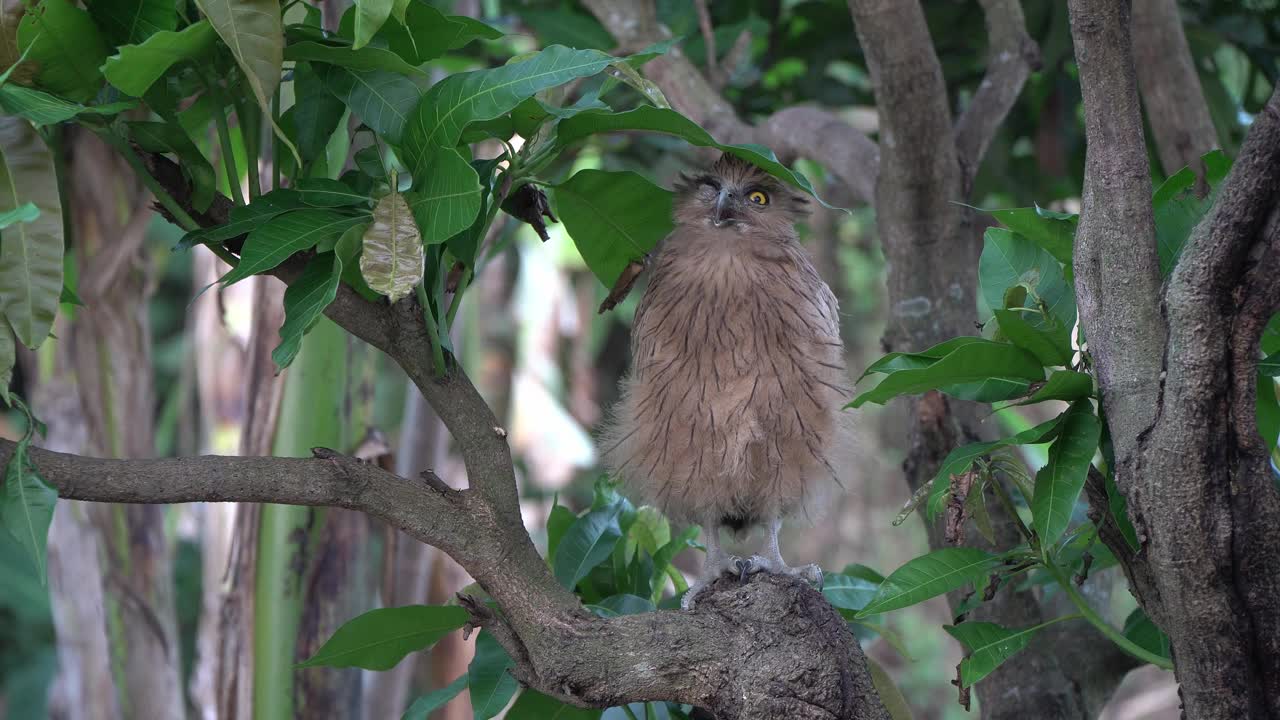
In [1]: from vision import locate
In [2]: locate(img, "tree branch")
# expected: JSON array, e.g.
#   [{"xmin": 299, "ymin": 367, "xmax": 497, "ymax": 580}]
[
  {"xmin": 1067, "ymin": 0, "xmax": 1165, "ymax": 469},
  {"xmin": 1132, "ymin": 0, "xmax": 1221, "ymax": 179},
  {"xmin": 954, "ymin": 0, "xmax": 1041, "ymax": 189}
]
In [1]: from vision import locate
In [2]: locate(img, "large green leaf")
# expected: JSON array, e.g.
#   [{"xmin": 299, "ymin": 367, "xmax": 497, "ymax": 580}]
[
  {"xmin": 856, "ymin": 548, "xmax": 1000, "ymax": 617},
  {"xmin": 1122, "ymin": 607, "xmax": 1171, "ymax": 662},
  {"xmin": 555, "ymin": 106, "xmax": 835, "ymax": 208},
  {"xmin": 978, "ymin": 227, "xmax": 1075, "ymax": 331},
  {"xmin": 403, "ymin": 44, "xmax": 618, "ymax": 176},
  {"xmin": 944, "ymin": 621, "xmax": 1044, "ymax": 687},
  {"xmin": 1006, "ymin": 370, "xmax": 1094, "ymax": 407},
  {"xmin": 352, "ymin": 0, "xmax": 393, "ymax": 49},
  {"xmin": 1152, "ymin": 150, "xmax": 1230, "ymax": 276},
  {"xmin": 297, "ymin": 604, "xmax": 468, "ymax": 670},
  {"xmin": 285, "ymin": 40, "xmax": 424, "ymax": 76},
  {"xmin": 822, "ymin": 570, "xmax": 881, "ymax": 614},
  {"xmin": 290, "ymin": 61, "xmax": 347, "ymax": 167},
  {"xmin": 180, "ymin": 183, "xmax": 371, "ymax": 249},
  {"xmin": 360, "ymin": 191, "xmax": 422, "ymax": 303},
  {"xmin": 546, "ymin": 502, "xmax": 576, "ymax": 563},
  {"xmin": 506, "ymin": 690, "xmax": 602, "ymax": 720},
  {"xmin": 850, "ymin": 339, "xmax": 1045, "ymax": 408},
  {"xmin": 925, "ymin": 416, "xmax": 1064, "ymax": 520},
  {"xmin": 88, "ymin": 0, "xmax": 176, "ymax": 45},
  {"xmin": 0, "ymin": 118, "xmax": 62, "ymax": 349},
  {"xmin": 553, "ymin": 170, "xmax": 673, "ymax": 286},
  {"xmin": 404, "ymin": 146, "xmax": 481, "ymax": 246},
  {"xmin": 858, "ymin": 337, "xmax": 989, "ymax": 381},
  {"xmin": 1031, "ymin": 400, "xmax": 1101, "ymax": 548},
  {"xmin": 553, "ymin": 504, "xmax": 623, "ymax": 590},
  {"xmin": 0, "ymin": 84, "xmax": 134, "ymax": 126},
  {"xmin": 220, "ymin": 209, "xmax": 370, "ymax": 285},
  {"xmin": 993, "ymin": 308, "xmax": 1072, "ymax": 367},
  {"xmin": 17, "ymin": 0, "xmax": 109, "ymax": 102},
  {"xmin": 981, "ymin": 204, "xmax": 1076, "ymax": 267},
  {"xmin": 469, "ymin": 631, "xmax": 519, "ymax": 720},
  {"xmin": 1, "ymin": 431, "xmax": 55, "ymax": 582},
  {"xmin": 320, "ymin": 65, "xmax": 422, "ymax": 143},
  {"xmin": 380, "ymin": 2, "xmax": 503, "ymax": 66},
  {"xmin": 272, "ymin": 252, "xmax": 343, "ymax": 370},
  {"xmin": 401, "ymin": 674, "xmax": 467, "ymax": 720},
  {"xmin": 128, "ymin": 120, "xmax": 215, "ymax": 213},
  {"xmin": 101, "ymin": 21, "xmax": 217, "ymax": 97}
]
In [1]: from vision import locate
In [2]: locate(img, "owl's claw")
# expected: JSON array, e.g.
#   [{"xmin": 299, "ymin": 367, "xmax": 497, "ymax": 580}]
[
  {"xmin": 743, "ymin": 555, "xmax": 824, "ymax": 589},
  {"xmin": 682, "ymin": 554, "xmax": 749, "ymax": 610}
]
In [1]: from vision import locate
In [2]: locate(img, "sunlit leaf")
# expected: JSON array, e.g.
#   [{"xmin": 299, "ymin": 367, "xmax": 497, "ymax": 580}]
[
  {"xmin": 297, "ymin": 604, "xmax": 468, "ymax": 670},
  {"xmin": 101, "ymin": 21, "xmax": 216, "ymax": 96},
  {"xmin": 856, "ymin": 548, "xmax": 1000, "ymax": 617},
  {"xmin": 360, "ymin": 191, "xmax": 422, "ymax": 303},
  {"xmin": 352, "ymin": 0, "xmax": 392, "ymax": 49},
  {"xmin": 1031, "ymin": 400, "xmax": 1101, "ymax": 548},
  {"xmin": 0, "ymin": 118, "xmax": 62, "ymax": 349},
  {"xmin": 0, "ymin": 84, "xmax": 134, "ymax": 125},
  {"xmin": 17, "ymin": 0, "xmax": 109, "ymax": 102}
]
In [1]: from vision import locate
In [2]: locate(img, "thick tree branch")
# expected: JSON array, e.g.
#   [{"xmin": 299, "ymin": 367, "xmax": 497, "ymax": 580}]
[
  {"xmin": 1132, "ymin": 0, "xmax": 1220, "ymax": 179},
  {"xmin": 1067, "ymin": 0, "xmax": 1165, "ymax": 469},
  {"xmin": 954, "ymin": 0, "xmax": 1041, "ymax": 189}
]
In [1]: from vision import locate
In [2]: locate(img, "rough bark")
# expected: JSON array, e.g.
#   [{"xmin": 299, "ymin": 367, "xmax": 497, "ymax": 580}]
[
  {"xmin": 1132, "ymin": 0, "xmax": 1220, "ymax": 179},
  {"xmin": 1068, "ymin": 0, "xmax": 1280, "ymax": 715}
]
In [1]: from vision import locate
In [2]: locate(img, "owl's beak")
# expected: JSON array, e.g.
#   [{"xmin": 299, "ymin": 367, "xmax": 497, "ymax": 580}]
[{"xmin": 712, "ymin": 188, "xmax": 736, "ymax": 227}]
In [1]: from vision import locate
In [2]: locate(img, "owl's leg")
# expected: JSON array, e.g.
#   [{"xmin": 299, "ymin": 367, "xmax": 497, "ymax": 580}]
[
  {"xmin": 745, "ymin": 516, "xmax": 824, "ymax": 588},
  {"xmin": 680, "ymin": 520, "xmax": 744, "ymax": 610}
]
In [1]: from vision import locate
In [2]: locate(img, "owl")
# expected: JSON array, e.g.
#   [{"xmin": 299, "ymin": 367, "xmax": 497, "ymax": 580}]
[{"xmin": 601, "ymin": 153, "xmax": 853, "ymax": 609}]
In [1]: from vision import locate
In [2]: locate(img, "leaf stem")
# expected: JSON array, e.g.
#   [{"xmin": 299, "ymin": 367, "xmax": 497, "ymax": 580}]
[
  {"xmin": 233, "ymin": 94, "xmax": 262, "ymax": 199},
  {"xmin": 416, "ymin": 283, "xmax": 446, "ymax": 378},
  {"xmin": 202, "ymin": 70, "xmax": 244, "ymax": 206},
  {"xmin": 1042, "ymin": 561, "xmax": 1173, "ymax": 669},
  {"xmin": 988, "ymin": 472, "xmax": 1036, "ymax": 550}
]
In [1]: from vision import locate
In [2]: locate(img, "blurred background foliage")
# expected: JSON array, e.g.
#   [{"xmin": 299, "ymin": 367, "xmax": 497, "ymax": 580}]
[{"xmin": 0, "ymin": 0, "xmax": 1277, "ymax": 719}]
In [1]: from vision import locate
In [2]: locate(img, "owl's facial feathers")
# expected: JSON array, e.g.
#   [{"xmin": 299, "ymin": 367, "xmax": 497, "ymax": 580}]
[{"xmin": 672, "ymin": 154, "xmax": 810, "ymax": 237}]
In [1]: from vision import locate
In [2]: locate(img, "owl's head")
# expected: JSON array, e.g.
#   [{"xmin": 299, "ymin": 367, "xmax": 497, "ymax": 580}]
[{"xmin": 673, "ymin": 153, "xmax": 811, "ymax": 237}]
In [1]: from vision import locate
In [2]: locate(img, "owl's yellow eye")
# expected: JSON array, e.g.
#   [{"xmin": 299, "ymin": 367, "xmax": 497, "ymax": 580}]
[{"xmin": 747, "ymin": 190, "xmax": 769, "ymax": 206}]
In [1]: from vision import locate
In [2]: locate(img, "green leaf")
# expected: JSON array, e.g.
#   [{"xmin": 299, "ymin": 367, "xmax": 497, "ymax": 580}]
[
  {"xmin": 401, "ymin": 674, "xmax": 467, "ymax": 720},
  {"xmin": 101, "ymin": 21, "xmax": 217, "ymax": 97},
  {"xmin": 0, "ymin": 119, "xmax": 63, "ymax": 349},
  {"xmin": 403, "ymin": 44, "xmax": 618, "ymax": 175},
  {"xmin": 1258, "ymin": 351, "xmax": 1279, "ymax": 377},
  {"xmin": 981, "ymin": 204, "xmax": 1076, "ymax": 267},
  {"xmin": 352, "ymin": 0, "xmax": 393, "ymax": 49},
  {"xmin": 546, "ymin": 502, "xmax": 576, "ymax": 563},
  {"xmin": 588, "ymin": 593, "xmax": 655, "ymax": 617},
  {"xmin": 17, "ymin": 0, "xmax": 110, "ymax": 103},
  {"xmin": 1031, "ymin": 400, "xmax": 1101, "ymax": 548},
  {"xmin": 360, "ymin": 191, "xmax": 423, "ymax": 303},
  {"xmin": 0, "ymin": 414, "xmax": 55, "ymax": 582},
  {"xmin": 469, "ymin": 631, "xmax": 519, "ymax": 720},
  {"xmin": 1006, "ymin": 370, "xmax": 1094, "ymax": 407},
  {"xmin": 89, "ymin": 0, "xmax": 175, "ymax": 45},
  {"xmin": 978, "ymin": 227, "xmax": 1076, "ymax": 332},
  {"xmin": 1122, "ymin": 608, "xmax": 1171, "ymax": 662},
  {"xmin": 993, "ymin": 308, "xmax": 1072, "ymax": 367},
  {"xmin": 944, "ymin": 621, "xmax": 1043, "ymax": 687},
  {"xmin": 405, "ymin": 146, "xmax": 481, "ymax": 246},
  {"xmin": 555, "ymin": 106, "xmax": 837, "ymax": 209},
  {"xmin": 443, "ymin": 156, "xmax": 501, "ymax": 265},
  {"xmin": 850, "ymin": 339, "xmax": 1044, "ymax": 408},
  {"xmin": 651, "ymin": 525, "xmax": 698, "ymax": 576},
  {"xmin": 823, "ymin": 571, "xmax": 881, "ymax": 613},
  {"xmin": 299, "ymin": 604, "xmax": 468, "ymax": 670},
  {"xmin": 220, "ymin": 210, "xmax": 370, "ymax": 286},
  {"xmin": 1255, "ymin": 375, "xmax": 1279, "ymax": 459},
  {"xmin": 127, "ymin": 120, "xmax": 216, "ymax": 213},
  {"xmin": 518, "ymin": 9, "xmax": 612, "ymax": 50},
  {"xmin": 858, "ymin": 337, "xmax": 989, "ymax": 381},
  {"xmin": 291, "ymin": 60, "xmax": 348, "ymax": 167},
  {"xmin": 553, "ymin": 170, "xmax": 673, "ymax": 286},
  {"xmin": 625, "ymin": 505, "xmax": 670, "ymax": 561},
  {"xmin": 856, "ymin": 548, "xmax": 1001, "ymax": 617},
  {"xmin": 285, "ymin": 40, "xmax": 424, "ymax": 77},
  {"xmin": 272, "ymin": 252, "xmax": 343, "ymax": 370},
  {"xmin": 0, "ymin": 84, "xmax": 133, "ymax": 125},
  {"xmin": 290, "ymin": 178, "xmax": 373, "ymax": 208},
  {"xmin": 924, "ymin": 416, "xmax": 1065, "ymax": 520},
  {"xmin": 506, "ymin": 690, "xmax": 602, "ymax": 720},
  {"xmin": 380, "ymin": 2, "xmax": 503, "ymax": 66},
  {"xmin": 320, "ymin": 65, "xmax": 421, "ymax": 143},
  {"xmin": 1152, "ymin": 149, "xmax": 1231, "ymax": 276},
  {"xmin": 553, "ymin": 504, "xmax": 623, "ymax": 590},
  {"xmin": 0, "ymin": 202, "xmax": 38, "ymax": 229}
]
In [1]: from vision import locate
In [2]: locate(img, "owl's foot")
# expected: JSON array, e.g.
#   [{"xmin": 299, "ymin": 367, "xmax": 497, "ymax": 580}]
[
  {"xmin": 742, "ymin": 555, "xmax": 824, "ymax": 589},
  {"xmin": 681, "ymin": 553, "xmax": 748, "ymax": 610}
]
